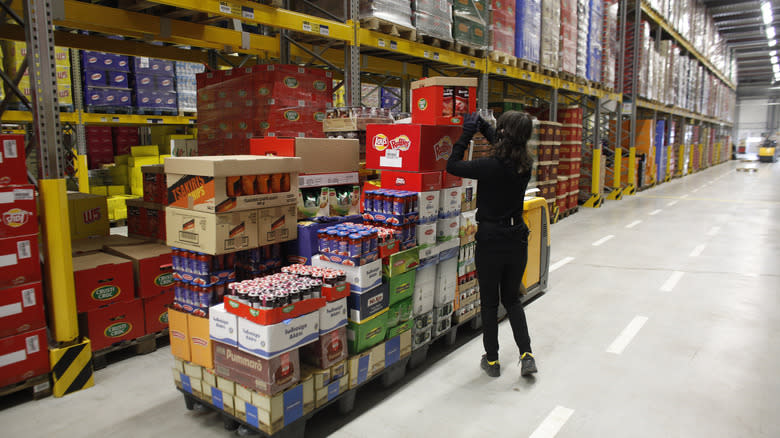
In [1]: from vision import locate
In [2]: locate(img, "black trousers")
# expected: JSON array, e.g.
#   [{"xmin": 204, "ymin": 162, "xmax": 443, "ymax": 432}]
[{"xmin": 475, "ymin": 240, "xmax": 532, "ymax": 362}]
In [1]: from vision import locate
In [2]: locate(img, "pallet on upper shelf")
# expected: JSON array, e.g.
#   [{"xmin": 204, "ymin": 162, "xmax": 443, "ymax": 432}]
[
  {"xmin": 416, "ymin": 33, "xmax": 456, "ymax": 51},
  {"xmin": 360, "ymin": 17, "xmax": 416, "ymax": 41},
  {"xmin": 540, "ymin": 66, "xmax": 558, "ymax": 78},
  {"xmin": 489, "ymin": 51, "xmax": 516, "ymax": 67},
  {"xmin": 559, "ymin": 71, "xmax": 577, "ymax": 83},
  {"xmin": 516, "ymin": 59, "xmax": 540, "ymax": 73},
  {"xmin": 452, "ymin": 42, "xmax": 487, "ymax": 59}
]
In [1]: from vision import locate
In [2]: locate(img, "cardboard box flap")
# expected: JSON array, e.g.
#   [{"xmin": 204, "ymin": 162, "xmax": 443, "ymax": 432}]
[
  {"xmin": 72, "ymin": 251, "xmax": 132, "ymax": 271},
  {"xmin": 141, "ymin": 164, "xmax": 164, "ymax": 174},
  {"xmin": 292, "ymin": 138, "xmax": 360, "ymax": 174},
  {"xmin": 71, "ymin": 235, "xmax": 148, "ymax": 254},
  {"xmin": 105, "ymin": 242, "xmax": 171, "ymax": 259},
  {"xmin": 411, "ymin": 77, "xmax": 478, "ymax": 90},
  {"xmin": 165, "ymin": 155, "xmax": 303, "ymax": 176}
]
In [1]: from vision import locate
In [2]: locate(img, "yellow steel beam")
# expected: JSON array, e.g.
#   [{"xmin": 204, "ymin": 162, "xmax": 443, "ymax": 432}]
[
  {"xmin": 360, "ymin": 28, "xmax": 484, "ymax": 72},
  {"xmin": 8, "ymin": 0, "xmax": 277, "ymax": 58},
  {"xmin": 39, "ymin": 179, "xmax": 79, "ymax": 343},
  {"xmin": 2, "ymin": 110, "xmax": 196, "ymax": 125},
  {"xmin": 487, "ymin": 61, "xmax": 555, "ymax": 87},
  {"xmin": 1, "ymin": 110, "xmax": 78, "ymax": 124},
  {"xmin": 640, "ymin": 1, "xmax": 735, "ymax": 90},
  {"xmin": 148, "ymin": 0, "xmax": 354, "ymax": 43}
]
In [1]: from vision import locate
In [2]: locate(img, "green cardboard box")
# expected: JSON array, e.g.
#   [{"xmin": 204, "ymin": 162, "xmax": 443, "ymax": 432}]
[
  {"xmin": 386, "ymin": 298, "xmax": 413, "ymax": 328},
  {"xmin": 382, "ymin": 247, "xmax": 420, "ymax": 278},
  {"xmin": 453, "ymin": 16, "xmax": 488, "ymax": 49},
  {"xmin": 347, "ymin": 309, "xmax": 388, "ymax": 354},
  {"xmin": 384, "ymin": 269, "xmax": 416, "ymax": 305},
  {"xmin": 387, "ymin": 319, "xmax": 413, "ymax": 339}
]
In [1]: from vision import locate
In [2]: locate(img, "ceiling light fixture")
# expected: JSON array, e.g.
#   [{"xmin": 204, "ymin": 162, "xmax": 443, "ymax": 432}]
[
  {"xmin": 772, "ymin": 50, "xmax": 778, "ymax": 57},
  {"xmin": 772, "ymin": 56, "xmax": 779, "ymax": 64},
  {"xmin": 762, "ymin": 1, "xmax": 774, "ymax": 25},
  {"xmin": 768, "ymin": 26, "xmax": 777, "ymax": 39},
  {"xmin": 770, "ymin": 39, "xmax": 778, "ymax": 47},
  {"xmin": 773, "ymin": 64, "xmax": 779, "ymax": 73}
]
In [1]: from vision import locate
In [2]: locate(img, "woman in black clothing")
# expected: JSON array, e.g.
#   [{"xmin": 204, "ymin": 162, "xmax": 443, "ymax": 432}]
[{"xmin": 446, "ymin": 110, "xmax": 537, "ymax": 378}]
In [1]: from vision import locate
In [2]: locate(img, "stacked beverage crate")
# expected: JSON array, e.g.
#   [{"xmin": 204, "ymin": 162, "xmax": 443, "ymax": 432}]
[
  {"xmin": 601, "ymin": 0, "xmax": 618, "ymax": 90},
  {"xmin": 414, "ymin": 0, "xmax": 454, "ymax": 41},
  {"xmin": 175, "ymin": 61, "xmax": 205, "ymax": 114},
  {"xmin": 557, "ymin": 107, "xmax": 582, "ymax": 214},
  {"xmin": 559, "ymin": 0, "xmax": 577, "ymax": 77},
  {"xmin": 585, "ymin": 0, "xmax": 603, "ymax": 83},
  {"xmin": 540, "ymin": 0, "xmax": 560, "ymax": 73},
  {"xmin": 132, "ymin": 57, "xmax": 178, "ymax": 114},
  {"xmin": 489, "ymin": 0, "xmax": 516, "ymax": 59}
]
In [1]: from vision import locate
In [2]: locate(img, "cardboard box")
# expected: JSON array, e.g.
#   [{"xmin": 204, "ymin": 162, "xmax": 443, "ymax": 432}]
[
  {"xmin": 209, "ymin": 302, "xmax": 238, "ymax": 347},
  {"xmin": 379, "ymin": 170, "xmax": 442, "ymax": 192},
  {"xmin": 244, "ymin": 376, "xmax": 315, "ymax": 435},
  {"xmin": 385, "ymin": 269, "xmax": 416, "ymax": 305},
  {"xmin": 413, "ymin": 265, "xmax": 436, "ymax": 316},
  {"xmin": 346, "ymin": 309, "xmax": 387, "ymax": 354},
  {"xmin": 214, "ymin": 342, "xmax": 300, "ymax": 396},
  {"xmin": 0, "ymin": 282, "xmax": 45, "ymax": 338},
  {"xmin": 436, "ymin": 216, "xmax": 460, "ymax": 242},
  {"xmin": 315, "ymin": 373, "xmax": 348, "ymax": 408},
  {"xmin": 300, "ymin": 326, "xmax": 348, "ymax": 369},
  {"xmin": 165, "ymin": 155, "xmax": 301, "ymax": 213},
  {"xmin": 68, "ymin": 192, "xmax": 110, "ymax": 240},
  {"xmin": 347, "ymin": 339, "xmax": 386, "ymax": 389},
  {"xmin": 142, "ymin": 290, "xmax": 173, "ymax": 334},
  {"xmin": 168, "ymin": 307, "xmax": 191, "ymax": 361},
  {"xmin": 366, "ymin": 124, "xmax": 461, "ymax": 172},
  {"xmin": 382, "ymin": 247, "xmax": 420, "ymax": 278},
  {"xmin": 439, "ymin": 186, "xmax": 463, "ymax": 217},
  {"xmin": 0, "ymin": 186, "xmax": 37, "ymax": 238},
  {"xmin": 250, "ymin": 138, "xmax": 360, "ymax": 174},
  {"xmin": 441, "ymin": 171, "xmax": 463, "ymax": 188},
  {"xmin": 416, "ymin": 222, "xmax": 438, "ymax": 248},
  {"xmin": 166, "ymin": 207, "xmax": 259, "ymax": 255},
  {"xmin": 70, "ymin": 235, "xmax": 147, "ymax": 255},
  {"xmin": 79, "ymin": 298, "xmax": 144, "ymax": 351},
  {"xmin": 347, "ymin": 283, "xmax": 389, "ymax": 323},
  {"xmin": 0, "ymin": 327, "xmax": 49, "ymax": 388},
  {"xmin": 188, "ymin": 312, "xmax": 213, "ymax": 369},
  {"xmin": 238, "ymin": 311, "xmax": 320, "ymax": 359},
  {"xmin": 104, "ymin": 243, "xmax": 173, "ymax": 298},
  {"xmin": 383, "ymin": 330, "xmax": 412, "ymax": 368},
  {"xmin": 72, "ymin": 252, "xmax": 135, "ymax": 312},
  {"xmin": 418, "ymin": 190, "xmax": 441, "ymax": 223},
  {"xmin": 312, "ymin": 258, "xmax": 382, "ymax": 292},
  {"xmin": 411, "ymin": 77, "xmax": 477, "ymax": 125},
  {"xmin": 387, "ymin": 318, "xmax": 413, "ymax": 339},
  {"xmin": 0, "ymin": 135, "xmax": 28, "ymax": 186},
  {"xmin": 319, "ymin": 298, "xmax": 348, "ymax": 334},
  {"xmin": 258, "ymin": 205, "xmax": 297, "ymax": 246},
  {"xmin": 435, "ymin": 257, "xmax": 458, "ymax": 307},
  {"xmin": 386, "ymin": 297, "xmax": 413, "ymax": 327}
]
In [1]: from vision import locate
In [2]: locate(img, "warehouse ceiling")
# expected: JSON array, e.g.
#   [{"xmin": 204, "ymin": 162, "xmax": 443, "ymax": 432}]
[{"xmin": 703, "ymin": 0, "xmax": 778, "ymax": 90}]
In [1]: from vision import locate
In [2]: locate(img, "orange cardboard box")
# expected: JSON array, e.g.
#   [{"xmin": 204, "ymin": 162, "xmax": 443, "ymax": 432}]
[
  {"xmin": 168, "ymin": 307, "xmax": 191, "ymax": 361},
  {"xmin": 188, "ymin": 312, "xmax": 213, "ymax": 369}
]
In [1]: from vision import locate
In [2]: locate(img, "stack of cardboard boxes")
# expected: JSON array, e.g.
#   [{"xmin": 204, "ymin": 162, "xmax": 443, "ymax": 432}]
[
  {"xmin": 455, "ymin": 177, "xmax": 480, "ymax": 324},
  {"xmin": 174, "ymin": 61, "xmax": 204, "ymax": 114},
  {"xmin": 1, "ymin": 41, "xmax": 73, "ymax": 110},
  {"xmin": 0, "ymin": 135, "xmax": 50, "ymax": 388},
  {"xmin": 557, "ymin": 107, "xmax": 582, "ymax": 213},
  {"xmin": 132, "ymin": 57, "xmax": 177, "ymax": 113},
  {"xmin": 364, "ymin": 76, "xmax": 476, "ymax": 351},
  {"xmin": 81, "ymin": 50, "xmax": 133, "ymax": 112},
  {"xmin": 126, "ymin": 164, "xmax": 168, "ymax": 242}
]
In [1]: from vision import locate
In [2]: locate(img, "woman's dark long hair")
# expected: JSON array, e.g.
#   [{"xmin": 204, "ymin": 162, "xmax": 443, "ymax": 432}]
[{"xmin": 493, "ymin": 111, "xmax": 534, "ymax": 174}]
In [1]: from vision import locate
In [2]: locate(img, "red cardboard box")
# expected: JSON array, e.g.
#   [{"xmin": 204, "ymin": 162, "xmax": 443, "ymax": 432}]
[
  {"xmin": 105, "ymin": 243, "xmax": 173, "ymax": 298},
  {"xmin": 0, "ymin": 185, "xmax": 37, "ymax": 238},
  {"xmin": 300, "ymin": 326, "xmax": 347, "ymax": 369},
  {"xmin": 0, "ymin": 282, "xmax": 45, "ymax": 338},
  {"xmin": 72, "ymin": 252, "xmax": 135, "ymax": 312},
  {"xmin": 380, "ymin": 170, "xmax": 443, "ymax": 192},
  {"xmin": 0, "ymin": 234, "xmax": 41, "ymax": 288},
  {"xmin": 0, "ymin": 327, "xmax": 49, "ymax": 387},
  {"xmin": 441, "ymin": 171, "xmax": 463, "ymax": 188},
  {"xmin": 143, "ymin": 290, "xmax": 173, "ymax": 334},
  {"xmin": 80, "ymin": 299, "xmax": 145, "ymax": 351},
  {"xmin": 411, "ymin": 77, "xmax": 477, "ymax": 125},
  {"xmin": 366, "ymin": 124, "xmax": 461, "ymax": 172},
  {"xmin": 0, "ymin": 135, "xmax": 28, "ymax": 186}
]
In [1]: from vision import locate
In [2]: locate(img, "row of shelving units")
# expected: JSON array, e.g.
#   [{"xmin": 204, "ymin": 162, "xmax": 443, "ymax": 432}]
[{"xmin": 0, "ymin": 0, "xmax": 736, "ymax": 434}]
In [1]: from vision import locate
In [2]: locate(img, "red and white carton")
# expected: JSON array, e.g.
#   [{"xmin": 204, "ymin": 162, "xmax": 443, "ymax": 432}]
[
  {"xmin": 0, "ymin": 234, "xmax": 41, "ymax": 288},
  {"xmin": 0, "ymin": 282, "xmax": 46, "ymax": 339},
  {"xmin": 366, "ymin": 124, "xmax": 462, "ymax": 172},
  {"xmin": 380, "ymin": 170, "xmax": 443, "ymax": 192},
  {"xmin": 0, "ymin": 327, "xmax": 49, "ymax": 388},
  {"xmin": 143, "ymin": 289, "xmax": 174, "ymax": 335},
  {"xmin": 0, "ymin": 135, "xmax": 28, "ymax": 186},
  {"xmin": 79, "ymin": 298, "xmax": 145, "ymax": 351},
  {"xmin": 0, "ymin": 185, "xmax": 37, "ymax": 239}
]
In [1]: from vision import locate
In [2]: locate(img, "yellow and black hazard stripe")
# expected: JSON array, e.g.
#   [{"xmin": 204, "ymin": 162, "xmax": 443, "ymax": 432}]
[{"xmin": 49, "ymin": 339, "xmax": 94, "ymax": 397}]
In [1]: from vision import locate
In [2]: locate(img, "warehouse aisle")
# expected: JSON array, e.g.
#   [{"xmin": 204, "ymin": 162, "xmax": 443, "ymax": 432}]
[{"xmin": 1, "ymin": 161, "xmax": 778, "ymax": 438}]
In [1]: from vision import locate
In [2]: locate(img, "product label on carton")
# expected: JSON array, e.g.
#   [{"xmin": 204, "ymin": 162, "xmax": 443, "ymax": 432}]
[
  {"xmin": 238, "ymin": 311, "xmax": 319, "ymax": 359},
  {"xmin": 385, "ymin": 336, "xmax": 401, "ymax": 367},
  {"xmin": 212, "ymin": 387, "xmax": 224, "ymax": 409},
  {"xmin": 283, "ymin": 384, "xmax": 304, "ymax": 426},
  {"xmin": 104, "ymin": 321, "xmax": 132, "ymax": 338},
  {"xmin": 320, "ymin": 298, "xmax": 347, "ymax": 334}
]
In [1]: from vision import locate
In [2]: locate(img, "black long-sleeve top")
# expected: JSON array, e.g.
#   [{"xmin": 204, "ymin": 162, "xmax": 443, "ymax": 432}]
[{"xmin": 446, "ymin": 126, "xmax": 531, "ymax": 223}]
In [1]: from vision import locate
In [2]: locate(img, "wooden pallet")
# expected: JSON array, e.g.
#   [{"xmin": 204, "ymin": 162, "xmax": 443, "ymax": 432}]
[
  {"xmin": 0, "ymin": 374, "xmax": 51, "ymax": 401},
  {"xmin": 559, "ymin": 71, "xmax": 577, "ymax": 83},
  {"xmin": 489, "ymin": 51, "xmax": 517, "ymax": 66},
  {"xmin": 603, "ymin": 86, "xmax": 615, "ymax": 94},
  {"xmin": 92, "ymin": 329, "xmax": 169, "ymax": 371},
  {"xmin": 589, "ymin": 81, "xmax": 603, "ymax": 90},
  {"xmin": 360, "ymin": 17, "xmax": 416, "ymax": 40},
  {"xmin": 453, "ymin": 42, "xmax": 487, "ymax": 58},
  {"xmin": 179, "ymin": 110, "xmax": 197, "ymax": 118},
  {"xmin": 517, "ymin": 59, "xmax": 540, "ymax": 73},
  {"xmin": 416, "ymin": 34, "xmax": 455, "ymax": 51},
  {"xmin": 541, "ymin": 68, "xmax": 558, "ymax": 78},
  {"xmin": 136, "ymin": 108, "xmax": 178, "ymax": 116},
  {"xmin": 574, "ymin": 76, "xmax": 589, "ymax": 86},
  {"xmin": 110, "ymin": 219, "xmax": 127, "ymax": 228},
  {"xmin": 736, "ymin": 167, "xmax": 758, "ymax": 172}
]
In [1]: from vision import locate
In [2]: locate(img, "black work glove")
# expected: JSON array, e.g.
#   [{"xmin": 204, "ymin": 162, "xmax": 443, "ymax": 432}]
[
  {"xmin": 461, "ymin": 112, "xmax": 479, "ymax": 139},
  {"xmin": 478, "ymin": 115, "xmax": 492, "ymax": 137}
]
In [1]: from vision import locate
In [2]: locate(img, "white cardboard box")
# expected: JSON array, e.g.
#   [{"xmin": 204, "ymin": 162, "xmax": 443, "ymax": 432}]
[
  {"xmin": 417, "ymin": 190, "xmax": 440, "ymax": 224},
  {"xmin": 439, "ymin": 187, "xmax": 463, "ymax": 217},
  {"xmin": 312, "ymin": 258, "xmax": 382, "ymax": 292},
  {"xmin": 435, "ymin": 257, "xmax": 458, "ymax": 307},
  {"xmin": 238, "ymin": 311, "xmax": 320, "ymax": 359},
  {"xmin": 436, "ymin": 216, "xmax": 460, "ymax": 242},
  {"xmin": 209, "ymin": 303, "xmax": 238, "ymax": 347},
  {"xmin": 416, "ymin": 222, "xmax": 437, "ymax": 247},
  {"xmin": 413, "ymin": 264, "xmax": 437, "ymax": 316},
  {"xmin": 319, "ymin": 298, "xmax": 348, "ymax": 334}
]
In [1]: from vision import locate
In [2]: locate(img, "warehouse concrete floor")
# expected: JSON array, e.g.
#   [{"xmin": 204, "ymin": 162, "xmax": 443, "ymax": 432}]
[{"xmin": 1, "ymin": 160, "xmax": 778, "ymax": 438}]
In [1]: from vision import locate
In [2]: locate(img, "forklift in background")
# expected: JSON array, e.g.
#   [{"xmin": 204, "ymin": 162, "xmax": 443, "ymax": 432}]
[{"xmin": 758, "ymin": 138, "xmax": 778, "ymax": 162}]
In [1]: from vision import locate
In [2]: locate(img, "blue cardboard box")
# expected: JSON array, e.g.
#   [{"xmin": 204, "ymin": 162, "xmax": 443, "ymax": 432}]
[
  {"xmin": 285, "ymin": 215, "xmax": 363, "ymax": 265},
  {"xmin": 84, "ymin": 71, "xmax": 108, "ymax": 87},
  {"xmin": 347, "ymin": 282, "xmax": 389, "ymax": 323}
]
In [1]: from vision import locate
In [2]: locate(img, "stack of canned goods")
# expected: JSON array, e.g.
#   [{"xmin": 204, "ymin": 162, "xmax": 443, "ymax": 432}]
[
  {"xmin": 235, "ymin": 244, "xmax": 283, "ymax": 280},
  {"xmin": 363, "ymin": 189, "xmax": 418, "ymax": 215},
  {"xmin": 173, "ymin": 282, "xmax": 227, "ymax": 317},
  {"xmin": 226, "ymin": 265, "xmax": 347, "ymax": 311},
  {"xmin": 171, "ymin": 248, "xmax": 235, "ymax": 278},
  {"xmin": 316, "ymin": 222, "xmax": 413, "ymax": 259}
]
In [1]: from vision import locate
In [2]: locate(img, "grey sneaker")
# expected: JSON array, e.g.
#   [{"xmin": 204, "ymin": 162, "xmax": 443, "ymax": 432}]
[
  {"xmin": 481, "ymin": 355, "xmax": 501, "ymax": 377},
  {"xmin": 520, "ymin": 352, "xmax": 537, "ymax": 376}
]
